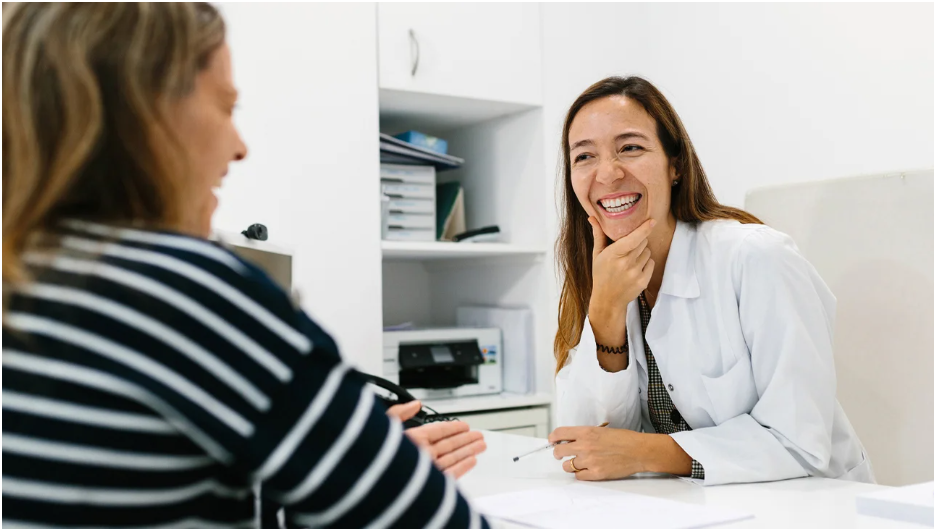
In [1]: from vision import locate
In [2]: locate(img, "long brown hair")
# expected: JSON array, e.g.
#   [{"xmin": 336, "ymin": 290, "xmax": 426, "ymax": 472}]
[
  {"xmin": 2, "ymin": 2, "xmax": 225, "ymax": 289},
  {"xmin": 554, "ymin": 76, "xmax": 762, "ymax": 373}
]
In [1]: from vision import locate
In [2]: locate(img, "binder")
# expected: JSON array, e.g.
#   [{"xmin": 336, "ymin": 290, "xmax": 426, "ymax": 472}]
[{"xmin": 436, "ymin": 181, "xmax": 466, "ymax": 241}]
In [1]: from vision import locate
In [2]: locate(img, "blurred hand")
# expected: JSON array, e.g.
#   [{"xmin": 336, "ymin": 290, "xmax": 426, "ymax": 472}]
[
  {"xmin": 387, "ymin": 400, "xmax": 422, "ymax": 422},
  {"xmin": 406, "ymin": 421, "xmax": 486, "ymax": 478},
  {"xmin": 386, "ymin": 400, "xmax": 487, "ymax": 477}
]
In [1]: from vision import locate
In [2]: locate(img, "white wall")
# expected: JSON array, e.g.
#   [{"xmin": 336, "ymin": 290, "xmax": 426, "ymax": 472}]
[
  {"xmin": 214, "ymin": 3, "xmax": 384, "ymax": 374},
  {"xmin": 541, "ymin": 2, "xmax": 933, "ymax": 352},
  {"xmin": 542, "ymin": 3, "xmax": 933, "ymax": 209},
  {"xmin": 540, "ymin": 2, "xmax": 933, "ymax": 476},
  {"xmin": 382, "ymin": 262, "xmax": 432, "ymax": 327}
]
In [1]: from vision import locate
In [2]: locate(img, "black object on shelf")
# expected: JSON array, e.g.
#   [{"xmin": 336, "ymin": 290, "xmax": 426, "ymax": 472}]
[
  {"xmin": 242, "ymin": 223, "xmax": 268, "ymax": 241},
  {"xmin": 452, "ymin": 225, "xmax": 501, "ymax": 242}
]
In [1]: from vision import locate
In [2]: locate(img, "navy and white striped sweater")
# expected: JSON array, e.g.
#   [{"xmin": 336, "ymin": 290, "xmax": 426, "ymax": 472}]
[{"xmin": 2, "ymin": 220, "xmax": 487, "ymax": 528}]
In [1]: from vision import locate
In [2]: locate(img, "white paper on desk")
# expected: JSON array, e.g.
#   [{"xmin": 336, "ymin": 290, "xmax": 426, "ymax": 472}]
[
  {"xmin": 856, "ymin": 481, "xmax": 934, "ymax": 526},
  {"xmin": 473, "ymin": 484, "xmax": 753, "ymax": 529}
]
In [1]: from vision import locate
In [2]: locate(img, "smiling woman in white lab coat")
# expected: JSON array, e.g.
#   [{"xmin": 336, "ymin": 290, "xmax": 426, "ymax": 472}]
[{"xmin": 549, "ymin": 76, "xmax": 874, "ymax": 487}]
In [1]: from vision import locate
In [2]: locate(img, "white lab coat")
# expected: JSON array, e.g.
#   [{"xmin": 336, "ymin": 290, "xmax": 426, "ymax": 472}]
[{"xmin": 556, "ymin": 219, "xmax": 875, "ymax": 486}]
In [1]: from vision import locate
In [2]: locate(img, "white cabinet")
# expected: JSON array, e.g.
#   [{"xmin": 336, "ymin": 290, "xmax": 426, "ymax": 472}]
[
  {"xmin": 377, "ymin": 3, "xmax": 554, "ymax": 400},
  {"xmin": 425, "ymin": 393, "xmax": 553, "ymax": 438},
  {"xmin": 457, "ymin": 408, "xmax": 550, "ymax": 439},
  {"xmin": 377, "ymin": 3, "xmax": 542, "ymax": 105}
]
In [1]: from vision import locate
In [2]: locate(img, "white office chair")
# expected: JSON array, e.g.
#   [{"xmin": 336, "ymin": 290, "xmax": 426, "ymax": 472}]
[{"xmin": 745, "ymin": 169, "xmax": 934, "ymax": 487}]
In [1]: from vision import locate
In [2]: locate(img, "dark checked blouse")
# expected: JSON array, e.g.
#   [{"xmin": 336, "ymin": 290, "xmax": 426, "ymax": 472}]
[{"xmin": 625, "ymin": 292, "xmax": 706, "ymax": 480}]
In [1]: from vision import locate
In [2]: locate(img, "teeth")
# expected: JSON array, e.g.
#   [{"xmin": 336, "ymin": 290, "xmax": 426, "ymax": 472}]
[{"xmin": 601, "ymin": 195, "xmax": 639, "ymax": 213}]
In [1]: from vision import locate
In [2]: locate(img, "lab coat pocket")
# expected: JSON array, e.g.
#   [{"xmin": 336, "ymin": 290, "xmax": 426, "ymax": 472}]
[
  {"xmin": 837, "ymin": 451, "xmax": 875, "ymax": 484},
  {"xmin": 699, "ymin": 356, "xmax": 758, "ymax": 425}
]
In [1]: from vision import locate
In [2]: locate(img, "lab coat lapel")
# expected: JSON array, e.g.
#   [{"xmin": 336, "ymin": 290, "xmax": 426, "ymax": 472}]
[
  {"xmin": 625, "ymin": 298, "xmax": 647, "ymax": 374},
  {"xmin": 646, "ymin": 221, "xmax": 700, "ymax": 379}
]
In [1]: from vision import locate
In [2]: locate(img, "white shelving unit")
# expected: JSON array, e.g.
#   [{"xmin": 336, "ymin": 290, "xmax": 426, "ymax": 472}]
[
  {"xmin": 381, "ymin": 241, "xmax": 546, "ymax": 261},
  {"xmin": 376, "ymin": 3, "xmax": 555, "ymax": 435},
  {"xmin": 376, "ymin": 3, "xmax": 542, "ymax": 106},
  {"xmin": 379, "ymin": 89, "xmax": 537, "ymax": 133}
]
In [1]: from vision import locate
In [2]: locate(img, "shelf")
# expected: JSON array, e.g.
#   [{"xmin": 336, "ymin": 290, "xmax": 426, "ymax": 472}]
[
  {"xmin": 379, "ymin": 88, "xmax": 539, "ymax": 133},
  {"xmin": 424, "ymin": 392, "xmax": 553, "ymax": 416},
  {"xmin": 381, "ymin": 241, "xmax": 546, "ymax": 261}
]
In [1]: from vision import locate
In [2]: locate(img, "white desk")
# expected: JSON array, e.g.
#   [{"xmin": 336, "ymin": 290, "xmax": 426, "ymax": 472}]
[{"xmin": 458, "ymin": 431, "xmax": 927, "ymax": 529}]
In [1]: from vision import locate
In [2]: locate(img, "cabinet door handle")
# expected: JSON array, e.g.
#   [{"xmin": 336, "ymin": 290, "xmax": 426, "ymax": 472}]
[{"xmin": 408, "ymin": 29, "xmax": 420, "ymax": 77}]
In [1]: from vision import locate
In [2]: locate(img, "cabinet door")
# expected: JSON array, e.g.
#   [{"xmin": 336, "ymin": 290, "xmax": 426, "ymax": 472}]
[
  {"xmin": 377, "ymin": 3, "xmax": 542, "ymax": 105},
  {"xmin": 456, "ymin": 407, "xmax": 550, "ymax": 437},
  {"xmin": 497, "ymin": 426, "xmax": 539, "ymax": 438}
]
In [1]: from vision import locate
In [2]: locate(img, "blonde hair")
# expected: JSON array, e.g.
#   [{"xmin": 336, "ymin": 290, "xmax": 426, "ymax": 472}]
[{"xmin": 2, "ymin": 2, "xmax": 225, "ymax": 289}]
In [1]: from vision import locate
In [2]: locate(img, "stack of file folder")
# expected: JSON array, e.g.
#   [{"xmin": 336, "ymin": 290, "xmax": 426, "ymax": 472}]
[{"xmin": 381, "ymin": 164, "xmax": 436, "ymax": 242}]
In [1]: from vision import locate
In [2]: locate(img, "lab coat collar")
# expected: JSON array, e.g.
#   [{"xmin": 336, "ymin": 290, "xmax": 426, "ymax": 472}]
[{"xmin": 658, "ymin": 220, "xmax": 700, "ymax": 299}]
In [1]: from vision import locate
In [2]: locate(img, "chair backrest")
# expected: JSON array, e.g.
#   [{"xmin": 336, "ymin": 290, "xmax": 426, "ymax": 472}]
[{"xmin": 745, "ymin": 169, "xmax": 934, "ymax": 487}]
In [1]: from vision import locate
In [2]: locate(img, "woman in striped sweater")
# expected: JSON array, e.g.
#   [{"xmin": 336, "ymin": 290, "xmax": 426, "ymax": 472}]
[{"xmin": 2, "ymin": 3, "xmax": 487, "ymax": 528}]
